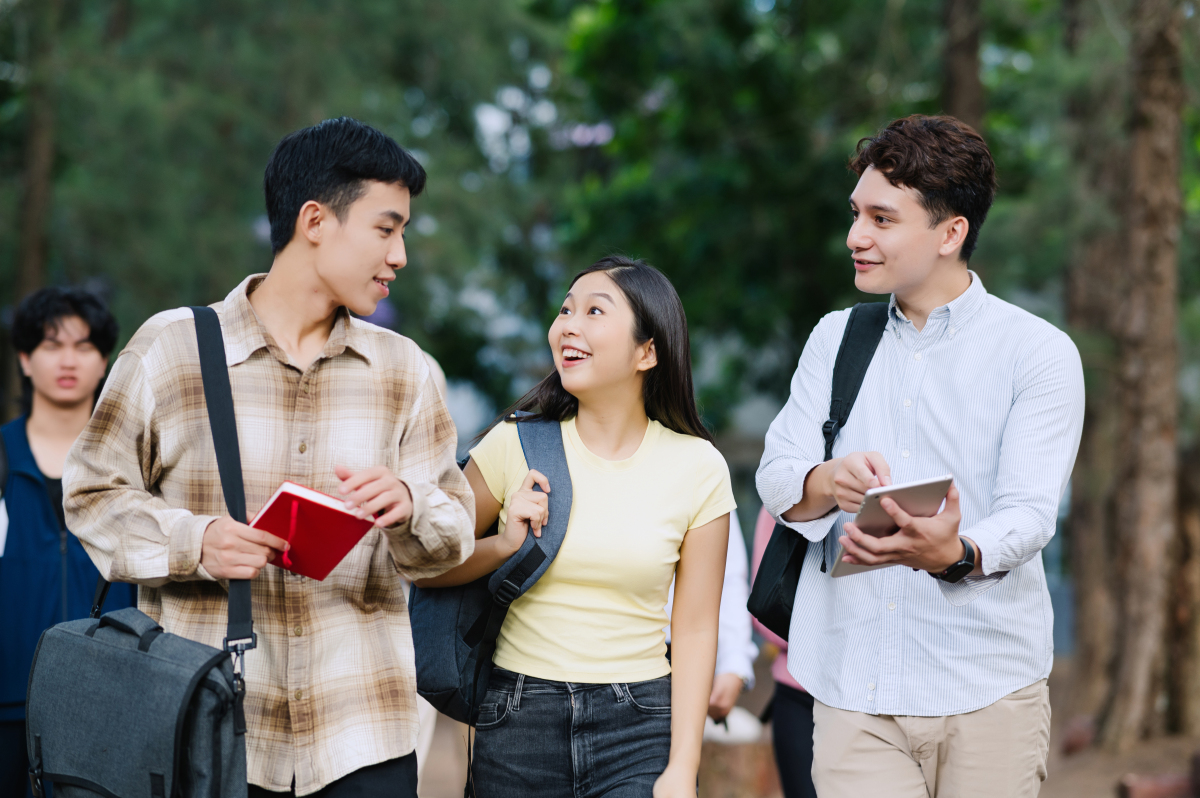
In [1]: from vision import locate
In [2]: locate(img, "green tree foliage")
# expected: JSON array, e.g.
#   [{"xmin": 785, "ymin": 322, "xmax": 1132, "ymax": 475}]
[
  {"xmin": 0, "ymin": 0, "xmax": 560, "ymax": 412},
  {"xmin": 2, "ymin": 0, "xmax": 1199, "ymax": 436},
  {"xmin": 535, "ymin": 0, "xmax": 1200, "ymax": 430}
]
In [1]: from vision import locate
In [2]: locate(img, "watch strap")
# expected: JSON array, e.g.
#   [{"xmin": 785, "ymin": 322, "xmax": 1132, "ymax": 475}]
[{"xmin": 933, "ymin": 537, "xmax": 975, "ymax": 583}]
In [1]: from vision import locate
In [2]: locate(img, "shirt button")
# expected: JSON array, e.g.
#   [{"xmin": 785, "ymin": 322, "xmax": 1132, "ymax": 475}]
[
  {"xmin": 294, "ymin": 625, "xmax": 303, "ymax": 636},
  {"xmin": 299, "ymin": 443, "xmax": 307, "ymax": 454},
  {"xmin": 904, "ymin": 399, "xmax": 912, "ymax": 408},
  {"xmin": 867, "ymin": 694, "xmax": 875, "ymax": 701},
  {"xmin": 902, "ymin": 450, "xmax": 910, "ymax": 458},
  {"xmin": 914, "ymin": 352, "xmax": 922, "ymax": 361},
  {"xmin": 295, "ymin": 689, "xmax": 303, "ymax": 700},
  {"xmin": 868, "ymin": 682, "xmax": 876, "ymax": 690},
  {"xmin": 888, "ymin": 602, "xmax": 896, "ymax": 611}
]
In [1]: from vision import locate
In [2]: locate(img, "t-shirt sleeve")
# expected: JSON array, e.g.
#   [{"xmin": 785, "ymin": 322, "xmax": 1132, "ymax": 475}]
[
  {"xmin": 468, "ymin": 421, "xmax": 522, "ymax": 505},
  {"xmin": 689, "ymin": 444, "xmax": 738, "ymax": 530}
]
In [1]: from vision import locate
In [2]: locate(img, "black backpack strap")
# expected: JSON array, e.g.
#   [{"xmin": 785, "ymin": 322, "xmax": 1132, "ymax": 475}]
[
  {"xmin": 87, "ymin": 308, "xmax": 257, "ymax": 665},
  {"xmin": 823, "ymin": 302, "xmax": 890, "ymax": 460},
  {"xmin": 487, "ymin": 416, "xmax": 573, "ymax": 596},
  {"xmin": 190, "ymin": 306, "xmax": 255, "ymax": 654},
  {"xmin": 816, "ymin": 302, "xmax": 889, "ymax": 572},
  {"xmin": 461, "ymin": 416, "xmax": 572, "ymax": 731},
  {"xmin": 747, "ymin": 302, "xmax": 890, "ymax": 635}
]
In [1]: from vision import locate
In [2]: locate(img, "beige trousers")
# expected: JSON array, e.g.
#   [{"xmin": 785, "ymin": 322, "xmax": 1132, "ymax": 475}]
[{"xmin": 812, "ymin": 680, "xmax": 1050, "ymax": 798}]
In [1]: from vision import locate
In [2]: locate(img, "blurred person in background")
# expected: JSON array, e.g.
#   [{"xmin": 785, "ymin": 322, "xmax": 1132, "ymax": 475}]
[
  {"xmin": 0, "ymin": 287, "xmax": 137, "ymax": 798},
  {"xmin": 750, "ymin": 507, "xmax": 816, "ymax": 798},
  {"xmin": 665, "ymin": 510, "xmax": 757, "ymax": 730}
]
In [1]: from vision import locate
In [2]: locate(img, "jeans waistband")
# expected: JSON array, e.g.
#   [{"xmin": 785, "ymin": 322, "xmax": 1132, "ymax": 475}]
[
  {"xmin": 489, "ymin": 667, "xmax": 669, "ymax": 692},
  {"xmin": 489, "ymin": 667, "xmax": 617, "ymax": 692}
]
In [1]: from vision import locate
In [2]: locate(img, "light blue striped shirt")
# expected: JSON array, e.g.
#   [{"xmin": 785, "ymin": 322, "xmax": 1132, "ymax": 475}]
[{"xmin": 756, "ymin": 274, "xmax": 1084, "ymax": 717}]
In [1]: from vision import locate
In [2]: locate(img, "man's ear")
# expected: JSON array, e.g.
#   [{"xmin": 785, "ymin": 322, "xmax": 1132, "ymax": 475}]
[
  {"xmin": 939, "ymin": 216, "xmax": 969, "ymax": 258},
  {"xmin": 17, "ymin": 351, "xmax": 31, "ymax": 377},
  {"xmin": 296, "ymin": 200, "xmax": 327, "ymax": 246},
  {"xmin": 636, "ymin": 339, "xmax": 658, "ymax": 373}
]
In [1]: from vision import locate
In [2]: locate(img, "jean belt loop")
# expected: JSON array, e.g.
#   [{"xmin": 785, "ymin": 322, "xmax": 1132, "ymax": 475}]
[
  {"xmin": 611, "ymin": 683, "xmax": 625, "ymax": 702},
  {"xmin": 511, "ymin": 673, "xmax": 525, "ymax": 711}
]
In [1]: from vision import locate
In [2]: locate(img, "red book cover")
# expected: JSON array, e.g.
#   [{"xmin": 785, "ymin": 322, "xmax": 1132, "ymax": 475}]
[{"xmin": 250, "ymin": 481, "xmax": 374, "ymax": 581}]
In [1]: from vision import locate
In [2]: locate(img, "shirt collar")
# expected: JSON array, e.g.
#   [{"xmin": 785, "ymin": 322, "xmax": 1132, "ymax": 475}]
[
  {"xmin": 887, "ymin": 270, "xmax": 987, "ymax": 330},
  {"xmin": 220, "ymin": 274, "xmax": 371, "ymax": 368}
]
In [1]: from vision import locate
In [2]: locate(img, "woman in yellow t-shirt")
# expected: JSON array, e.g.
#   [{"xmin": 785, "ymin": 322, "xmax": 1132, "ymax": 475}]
[{"xmin": 417, "ymin": 256, "xmax": 734, "ymax": 798}]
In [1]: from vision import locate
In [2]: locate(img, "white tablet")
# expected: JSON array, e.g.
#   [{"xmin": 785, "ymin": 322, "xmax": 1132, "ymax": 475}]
[{"xmin": 830, "ymin": 474, "xmax": 954, "ymax": 578}]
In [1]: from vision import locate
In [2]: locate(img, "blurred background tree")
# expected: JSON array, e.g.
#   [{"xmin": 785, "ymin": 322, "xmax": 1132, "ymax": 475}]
[{"xmin": 3, "ymin": 0, "xmax": 1200, "ymax": 758}]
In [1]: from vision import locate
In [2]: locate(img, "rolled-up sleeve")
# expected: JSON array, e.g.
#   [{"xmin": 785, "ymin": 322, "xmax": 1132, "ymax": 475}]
[
  {"xmin": 955, "ymin": 332, "xmax": 1084, "ymax": 579},
  {"xmin": 756, "ymin": 311, "xmax": 845, "ymax": 543},
  {"xmin": 64, "ymin": 352, "xmax": 219, "ymax": 586},
  {"xmin": 387, "ymin": 368, "xmax": 475, "ymax": 580}
]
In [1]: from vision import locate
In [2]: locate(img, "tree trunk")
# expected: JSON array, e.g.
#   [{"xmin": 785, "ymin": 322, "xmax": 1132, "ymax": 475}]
[
  {"xmin": 1169, "ymin": 446, "xmax": 1200, "ymax": 734},
  {"xmin": 4, "ymin": 0, "xmax": 60, "ymax": 421},
  {"xmin": 17, "ymin": 0, "xmax": 61, "ymax": 300},
  {"xmin": 1099, "ymin": 0, "xmax": 1184, "ymax": 751},
  {"xmin": 1061, "ymin": 0, "xmax": 1126, "ymax": 733},
  {"xmin": 942, "ymin": 0, "xmax": 984, "ymax": 131}
]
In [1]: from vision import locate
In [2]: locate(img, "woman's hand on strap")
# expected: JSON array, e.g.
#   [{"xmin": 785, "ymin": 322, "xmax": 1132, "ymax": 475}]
[{"xmin": 498, "ymin": 469, "xmax": 550, "ymax": 556}]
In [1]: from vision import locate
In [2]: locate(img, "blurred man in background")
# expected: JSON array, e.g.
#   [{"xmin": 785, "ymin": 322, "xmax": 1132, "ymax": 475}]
[{"xmin": 0, "ymin": 287, "xmax": 137, "ymax": 798}]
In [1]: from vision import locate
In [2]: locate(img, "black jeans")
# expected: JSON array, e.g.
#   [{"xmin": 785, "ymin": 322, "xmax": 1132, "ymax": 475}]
[
  {"xmin": 247, "ymin": 754, "xmax": 417, "ymax": 798},
  {"xmin": 473, "ymin": 667, "xmax": 673, "ymax": 798},
  {"xmin": 771, "ymin": 684, "xmax": 817, "ymax": 798}
]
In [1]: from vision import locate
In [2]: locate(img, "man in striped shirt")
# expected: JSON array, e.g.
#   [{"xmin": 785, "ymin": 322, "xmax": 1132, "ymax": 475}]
[{"xmin": 757, "ymin": 115, "xmax": 1083, "ymax": 796}]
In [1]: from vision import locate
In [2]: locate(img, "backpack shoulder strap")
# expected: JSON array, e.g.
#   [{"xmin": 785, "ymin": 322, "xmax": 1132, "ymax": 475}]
[
  {"xmin": 486, "ymin": 416, "xmax": 573, "ymax": 602},
  {"xmin": 822, "ymin": 302, "xmax": 889, "ymax": 461},
  {"xmin": 189, "ymin": 306, "xmax": 255, "ymax": 653}
]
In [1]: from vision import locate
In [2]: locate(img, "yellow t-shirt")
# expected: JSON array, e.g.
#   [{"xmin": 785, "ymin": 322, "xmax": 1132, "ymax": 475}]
[{"xmin": 469, "ymin": 417, "xmax": 737, "ymax": 683}]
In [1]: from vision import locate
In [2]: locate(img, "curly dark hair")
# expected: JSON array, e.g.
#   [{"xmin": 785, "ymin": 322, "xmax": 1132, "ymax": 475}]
[
  {"xmin": 849, "ymin": 115, "xmax": 997, "ymax": 261},
  {"xmin": 12, "ymin": 286, "xmax": 119, "ymax": 416}
]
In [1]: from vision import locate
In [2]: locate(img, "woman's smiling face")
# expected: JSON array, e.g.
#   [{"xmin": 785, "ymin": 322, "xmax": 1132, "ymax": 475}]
[{"xmin": 549, "ymin": 270, "xmax": 656, "ymax": 400}]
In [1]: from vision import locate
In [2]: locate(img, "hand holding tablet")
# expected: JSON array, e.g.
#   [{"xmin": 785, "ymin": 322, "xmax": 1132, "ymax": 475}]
[{"xmin": 831, "ymin": 474, "xmax": 955, "ymax": 578}]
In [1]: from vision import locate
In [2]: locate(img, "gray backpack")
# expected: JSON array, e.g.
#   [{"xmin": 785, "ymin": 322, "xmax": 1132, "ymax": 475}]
[
  {"xmin": 25, "ymin": 306, "xmax": 256, "ymax": 798},
  {"xmin": 409, "ymin": 415, "xmax": 572, "ymax": 725}
]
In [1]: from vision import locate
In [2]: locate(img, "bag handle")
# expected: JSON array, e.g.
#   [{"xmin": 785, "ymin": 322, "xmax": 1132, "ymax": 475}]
[
  {"xmin": 190, "ymin": 306, "xmax": 256, "ymax": 653},
  {"xmin": 86, "ymin": 307, "xmax": 256, "ymax": 653}
]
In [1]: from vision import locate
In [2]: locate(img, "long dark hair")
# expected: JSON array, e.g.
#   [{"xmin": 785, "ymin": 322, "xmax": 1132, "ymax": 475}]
[{"xmin": 490, "ymin": 255, "xmax": 713, "ymax": 443}]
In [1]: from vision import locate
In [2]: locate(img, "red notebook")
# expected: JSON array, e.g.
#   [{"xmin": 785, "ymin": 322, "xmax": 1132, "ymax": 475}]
[{"xmin": 250, "ymin": 481, "xmax": 375, "ymax": 581}]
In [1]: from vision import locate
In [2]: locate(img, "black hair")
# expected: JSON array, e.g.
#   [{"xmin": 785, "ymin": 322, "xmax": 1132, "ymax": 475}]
[
  {"xmin": 12, "ymin": 286, "xmax": 119, "ymax": 416},
  {"xmin": 493, "ymin": 255, "xmax": 713, "ymax": 443},
  {"xmin": 263, "ymin": 117, "xmax": 427, "ymax": 254}
]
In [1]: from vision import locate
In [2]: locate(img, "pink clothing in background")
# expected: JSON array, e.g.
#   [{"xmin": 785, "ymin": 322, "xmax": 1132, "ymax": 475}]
[{"xmin": 750, "ymin": 507, "xmax": 805, "ymax": 692}]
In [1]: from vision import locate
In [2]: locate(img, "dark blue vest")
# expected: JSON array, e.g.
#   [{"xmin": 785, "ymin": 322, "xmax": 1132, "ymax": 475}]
[{"xmin": 0, "ymin": 417, "xmax": 136, "ymax": 721}]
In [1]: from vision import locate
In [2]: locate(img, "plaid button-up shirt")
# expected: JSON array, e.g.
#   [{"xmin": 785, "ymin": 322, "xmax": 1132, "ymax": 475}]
[{"xmin": 65, "ymin": 275, "xmax": 474, "ymax": 795}]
